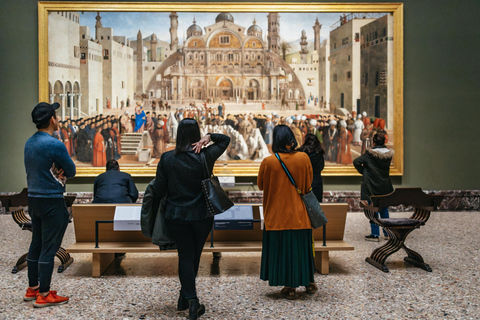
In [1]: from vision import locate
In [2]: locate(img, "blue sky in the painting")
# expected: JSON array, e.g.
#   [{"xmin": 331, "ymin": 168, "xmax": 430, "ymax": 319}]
[{"xmin": 78, "ymin": 11, "xmax": 346, "ymax": 44}]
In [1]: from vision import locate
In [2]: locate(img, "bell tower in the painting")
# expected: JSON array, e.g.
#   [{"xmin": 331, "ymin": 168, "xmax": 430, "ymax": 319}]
[
  {"xmin": 170, "ymin": 12, "xmax": 179, "ymax": 51},
  {"xmin": 94, "ymin": 12, "xmax": 103, "ymax": 40},
  {"xmin": 267, "ymin": 13, "xmax": 280, "ymax": 54},
  {"xmin": 313, "ymin": 17, "xmax": 322, "ymax": 52},
  {"xmin": 300, "ymin": 30, "xmax": 309, "ymax": 64},
  {"xmin": 136, "ymin": 30, "xmax": 144, "ymax": 95}
]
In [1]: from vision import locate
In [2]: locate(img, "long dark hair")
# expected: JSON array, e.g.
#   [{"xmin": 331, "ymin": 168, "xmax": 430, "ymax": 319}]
[
  {"xmin": 272, "ymin": 125, "xmax": 297, "ymax": 153},
  {"xmin": 298, "ymin": 133, "xmax": 324, "ymax": 154},
  {"xmin": 174, "ymin": 118, "xmax": 201, "ymax": 155}
]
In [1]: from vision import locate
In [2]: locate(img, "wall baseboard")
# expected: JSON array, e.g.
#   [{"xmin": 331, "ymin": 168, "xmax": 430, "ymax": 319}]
[{"xmin": 1, "ymin": 190, "xmax": 478, "ymax": 213}]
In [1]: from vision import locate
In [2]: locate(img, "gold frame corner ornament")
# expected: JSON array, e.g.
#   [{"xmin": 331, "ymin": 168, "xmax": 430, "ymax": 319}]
[{"xmin": 38, "ymin": 2, "xmax": 404, "ymax": 177}]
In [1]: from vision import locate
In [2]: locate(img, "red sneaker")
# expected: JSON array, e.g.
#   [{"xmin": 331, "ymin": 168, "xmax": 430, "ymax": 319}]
[
  {"xmin": 24, "ymin": 288, "xmax": 39, "ymax": 301},
  {"xmin": 24, "ymin": 289, "xmax": 57, "ymax": 301},
  {"xmin": 34, "ymin": 291, "xmax": 69, "ymax": 308}
]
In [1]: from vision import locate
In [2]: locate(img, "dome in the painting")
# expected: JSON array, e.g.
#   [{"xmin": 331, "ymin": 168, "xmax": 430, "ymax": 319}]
[
  {"xmin": 187, "ymin": 24, "xmax": 202, "ymax": 34},
  {"xmin": 187, "ymin": 18, "xmax": 203, "ymax": 38},
  {"xmin": 215, "ymin": 12, "xmax": 234, "ymax": 23},
  {"xmin": 247, "ymin": 24, "xmax": 262, "ymax": 36}
]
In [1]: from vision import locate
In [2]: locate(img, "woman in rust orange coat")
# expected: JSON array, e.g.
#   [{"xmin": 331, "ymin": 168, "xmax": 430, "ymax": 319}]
[{"xmin": 258, "ymin": 125, "xmax": 317, "ymax": 299}]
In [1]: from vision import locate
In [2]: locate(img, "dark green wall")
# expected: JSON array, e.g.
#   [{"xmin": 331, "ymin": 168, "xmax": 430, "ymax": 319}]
[{"xmin": 1, "ymin": 0, "xmax": 479, "ymax": 192}]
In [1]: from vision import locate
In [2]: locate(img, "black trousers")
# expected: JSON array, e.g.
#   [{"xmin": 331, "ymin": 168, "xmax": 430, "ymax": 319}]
[
  {"xmin": 27, "ymin": 197, "xmax": 69, "ymax": 292},
  {"xmin": 166, "ymin": 217, "xmax": 214, "ymax": 299}
]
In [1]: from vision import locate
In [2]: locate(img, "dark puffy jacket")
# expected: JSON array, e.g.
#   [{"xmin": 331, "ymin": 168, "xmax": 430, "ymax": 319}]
[
  {"xmin": 141, "ymin": 179, "xmax": 175, "ymax": 250},
  {"xmin": 353, "ymin": 146, "xmax": 394, "ymax": 200}
]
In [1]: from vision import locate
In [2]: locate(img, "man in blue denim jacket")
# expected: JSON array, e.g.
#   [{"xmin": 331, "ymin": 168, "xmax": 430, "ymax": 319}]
[{"xmin": 23, "ymin": 102, "xmax": 76, "ymax": 307}]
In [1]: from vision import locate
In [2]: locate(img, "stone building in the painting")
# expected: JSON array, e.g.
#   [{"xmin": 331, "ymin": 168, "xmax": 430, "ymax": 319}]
[
  {"xmin": 51, "ymin": 11, "xmax": 137, "ymax": 117},
  {"xmin": 130, "ymin": 30, "xmax": 175, "ymax": 99},
  {"xmin": 145, "ymin": 12, "xmax": 305, "ymax": 103},
  {"xmin": 48, "ymin": 11, "xmax": 81, "ymax": 120},
  {"xmin": 287, "ymin": 24, "xmax": 321, "ymax": 105},
  {"xmin": 360, "ymin": 14, "xmax": 394, "ymax": 129},
  {"xmin": 79, "ymin": 26, "xmax": 103, "ymax": 115},
  {"xmin": 329, "ymin": 15, "xmax": 375, "ymax": 114},
  {"xmin": 94, "ymin": 13, "xmax": 135, "ymax": 111},
  {"xmin": 317, "ymin": 38, "xmax": 330, "ymax": 110}
]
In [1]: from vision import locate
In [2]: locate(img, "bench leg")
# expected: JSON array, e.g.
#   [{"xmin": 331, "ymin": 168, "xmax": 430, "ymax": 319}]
[
  {"xmin": 56, "ymin": 247, "xmax": 74, "ymax": 273},
  {"xmin": 314, "ymin": 251, "xmax": 329, "ymax": 275},
  {"xmin": 12, "ymin": 253, "xmax": 28, "ymax": 274},
  {"xmin": 403, "ymin": 244, "xmax": 432, "ymax": 272},
  {"xmin": 92, "ymin": 253, "xmax": 115, "ymax": 277},
  {"xmin": 366, "ymin": 228, "xmax": 417, "ymax": 272}
]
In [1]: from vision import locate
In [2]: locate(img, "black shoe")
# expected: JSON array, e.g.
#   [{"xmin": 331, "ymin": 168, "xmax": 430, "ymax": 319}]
[
  {"xmin": 115, "ymin": 253, "xmax": 126, "ymax": 259},
  {"xmin": 177, "ymin": 291, "xmax": 188, "ymax": 312},
  {"xmin": 188, "ymin": 298, "xmax": 205, "ymax": 320},
  {"xmin": 365, "ymin": 235, "xmax": 380, "ymax": 242}
]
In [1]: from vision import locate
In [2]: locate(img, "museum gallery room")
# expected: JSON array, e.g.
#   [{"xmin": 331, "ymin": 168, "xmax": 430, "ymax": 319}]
[{"xmin": 0, "ymin": 0, "xmax": 479, "ymax": 319}]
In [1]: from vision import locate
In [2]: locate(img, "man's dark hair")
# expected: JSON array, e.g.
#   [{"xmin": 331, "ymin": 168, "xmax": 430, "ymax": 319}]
[
  {"xmin": 106, "ymin": 159, "xmax": 120, "ymax": 171},
  {"xmin": 36, "ymin": 112, "xmax": 56, "ymax": 130},
  {"xmin": 174, "ymin": 118, "xmax": 201, "ymax": 155},
  {"xmin": 373, "ymin": 132, "xmax": 386, "ymax": 146},
  {"xmin": 272, "ymin": 125, "xmax": 297, "ymax": 153}
]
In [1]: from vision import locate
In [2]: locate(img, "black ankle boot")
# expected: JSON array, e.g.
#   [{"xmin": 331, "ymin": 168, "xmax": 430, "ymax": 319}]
[
  {"xmin": 177, "ymin": 291, "xmax": 188, "ymax": 311},
  {"xmin": 188, "ymin": 298, "xmax": 205, "ymax": 320}
]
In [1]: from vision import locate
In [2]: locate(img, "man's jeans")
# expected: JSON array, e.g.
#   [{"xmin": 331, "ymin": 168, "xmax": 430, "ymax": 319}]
[
  {"xmin": 27, "ymin": 197, "xmax": 69, "ymax": 293},
  {"xmin": 370, "ymin": 206, "xmax": 389, "ymax": 237}
]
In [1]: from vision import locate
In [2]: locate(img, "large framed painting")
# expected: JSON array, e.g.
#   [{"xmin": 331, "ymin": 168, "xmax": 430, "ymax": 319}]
[{"xmin": 38, "ymin": 2, "xmax": 403, "ymax": 177}]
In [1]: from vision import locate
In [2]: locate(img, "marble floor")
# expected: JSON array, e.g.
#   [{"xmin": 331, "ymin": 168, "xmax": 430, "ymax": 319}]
[{"xmin": 0, "ymin": 211, "xmax": 478, "ymax": 320}]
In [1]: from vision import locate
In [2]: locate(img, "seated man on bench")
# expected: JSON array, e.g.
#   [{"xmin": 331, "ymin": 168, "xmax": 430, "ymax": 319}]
[{"xmin": 92, "ymin": 160, "xmax": 138, "ymax": 204}]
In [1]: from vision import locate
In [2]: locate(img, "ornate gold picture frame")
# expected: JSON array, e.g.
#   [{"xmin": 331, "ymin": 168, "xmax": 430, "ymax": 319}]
[{"xmin": 38, "ymin": 2, "xmax": 403, "ymax": 177}]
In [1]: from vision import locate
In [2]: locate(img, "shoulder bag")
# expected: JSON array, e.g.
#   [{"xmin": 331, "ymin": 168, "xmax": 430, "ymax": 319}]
[
  {"xmin": 201, "ymin": 152, "xmax": 234, "ymax": 216},
  {"xmin": 274, "ymin": 153, "xmax": 327, "ymax": 229}
]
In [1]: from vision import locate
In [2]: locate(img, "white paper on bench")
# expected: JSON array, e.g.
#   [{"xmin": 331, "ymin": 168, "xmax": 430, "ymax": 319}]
[
  {"xmin": 113, "ymin": 206, "xmax": 142, "ymax": 231},
  {"xmin": 259, "ymin": 206, "xmax": 264, "ymax": 230},
  {"xmin": 218, "ymin": 176, "xmax": 235, "ymax": 188}
]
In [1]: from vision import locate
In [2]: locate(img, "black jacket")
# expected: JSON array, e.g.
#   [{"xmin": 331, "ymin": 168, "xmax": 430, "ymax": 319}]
[
  {"xmin": 155, "ymin": 133, "xmax": 230, "ymax": 220},
  {"xmin": 306, "ymin": 151, "xmax": 325, "ymax": 201},
  {"xmin": 92, "ymin": 170, "xmax": 139, "ymax": 203},
  {"xmin": 353, "ymin": 146, "xmax": 394, "ymax": 200},
  {"xmin": 141, "ymin": 179, "xmax": 176, "ymax": 249}
]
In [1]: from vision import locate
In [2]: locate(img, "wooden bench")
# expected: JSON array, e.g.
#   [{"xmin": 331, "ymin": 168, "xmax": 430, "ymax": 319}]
[{"xmin": 67, "ymin": 203, "xmax": 354, "ymax": 277}]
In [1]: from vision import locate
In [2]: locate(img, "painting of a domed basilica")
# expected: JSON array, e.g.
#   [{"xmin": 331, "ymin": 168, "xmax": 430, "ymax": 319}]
[
  {"xmin": 44, "ymin": 5, "xmax": 400, "ymax": 176},
  {"xmin": 145, "ymin": 12, "xmax": 304, "ymax": 104}
]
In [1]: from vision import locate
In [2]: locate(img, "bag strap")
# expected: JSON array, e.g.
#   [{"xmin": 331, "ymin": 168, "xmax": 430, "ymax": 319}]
[
  {"xmin": 200, "ymin": 152, "xmax": 211, "ymax": 179},
  {"xmin": 274, "ymin": 153, "xmax": 304, "ymax": 196}
]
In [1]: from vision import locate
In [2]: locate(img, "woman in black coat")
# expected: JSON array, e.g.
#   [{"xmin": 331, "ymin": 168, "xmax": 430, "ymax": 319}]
[
  {"xmin": 155, "ymin": 118, "xmax": 230, "ymax": 320},
  {"xmin": 298, "ymin": 133, "xmax": 325, "ymax": 202}
]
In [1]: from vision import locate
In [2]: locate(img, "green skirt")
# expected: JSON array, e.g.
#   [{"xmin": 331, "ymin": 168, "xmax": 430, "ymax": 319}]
[{"xmin": 260, "ymin": 229, "xmax": 315, "ymax": 288}]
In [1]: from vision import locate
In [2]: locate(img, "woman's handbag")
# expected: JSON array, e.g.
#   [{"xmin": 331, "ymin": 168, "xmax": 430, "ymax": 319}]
[
  {"xmin": 200, "ymin": 152, "xmax": 234, "ymax": 216},
  {"xmin": 274, "ymin": 153, "xmax": 328, "ymax": 229}
]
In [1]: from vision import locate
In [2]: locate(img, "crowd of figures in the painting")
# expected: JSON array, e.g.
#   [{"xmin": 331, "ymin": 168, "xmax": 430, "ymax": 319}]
[{"xmin": 55, "ymin": 100, "xmax": 389, "ymax": 167}]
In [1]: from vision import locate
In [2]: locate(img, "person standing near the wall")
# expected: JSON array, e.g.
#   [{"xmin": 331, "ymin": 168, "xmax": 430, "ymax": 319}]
[
  {"xmin": 24, "ymin": 102, "xmax": 76, "ymax": 307},
  {"xmin": 353, "ymin": 132, "xmax": 394, "ymax": 241}
]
